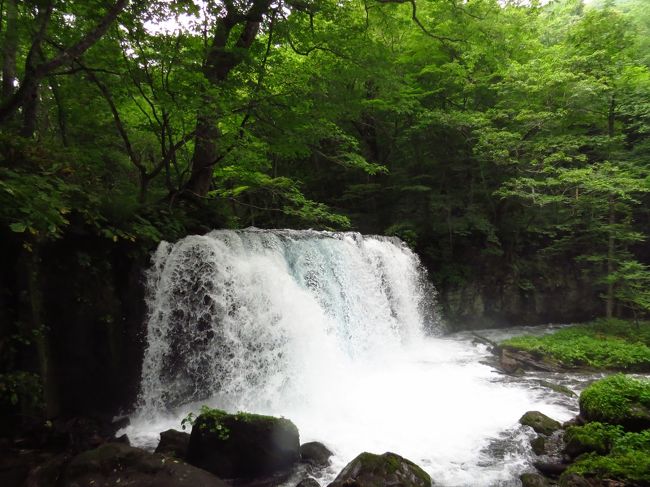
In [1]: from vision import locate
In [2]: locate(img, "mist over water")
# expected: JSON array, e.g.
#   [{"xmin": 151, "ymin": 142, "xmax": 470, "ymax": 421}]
[{"xmin": 125, "ymin": 229, "xmax": 574, "ymax": 486}]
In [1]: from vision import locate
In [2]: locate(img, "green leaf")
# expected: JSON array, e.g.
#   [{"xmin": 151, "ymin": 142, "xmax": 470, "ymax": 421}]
[{"xmin": 9, "ymin": 223, "xmax": 27, "ymax": 233}]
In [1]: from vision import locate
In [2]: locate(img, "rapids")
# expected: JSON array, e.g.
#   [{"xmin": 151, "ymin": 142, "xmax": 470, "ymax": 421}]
[{"xmin": 123, "ymin": 229, "xmax": 583, "ymax": 486}]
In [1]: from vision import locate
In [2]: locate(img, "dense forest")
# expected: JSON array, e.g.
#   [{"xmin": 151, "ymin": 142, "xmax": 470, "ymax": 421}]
[{"xmin": 1, "ymin": 0, "xmax": 650, "ymax": 447}]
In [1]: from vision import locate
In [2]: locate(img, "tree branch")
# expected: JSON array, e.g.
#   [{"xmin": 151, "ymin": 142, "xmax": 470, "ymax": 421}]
[{"xmin": 0, "ymin": 0, "xmax": 128, "ymax": 124}]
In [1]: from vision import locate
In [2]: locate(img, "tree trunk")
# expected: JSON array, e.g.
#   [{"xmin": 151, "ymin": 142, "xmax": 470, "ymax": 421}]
[
  {"xmin": 605, "ymin": 94, "xmax": 616, "ymax": 318},
  {"xmin": 0, "ymin": 0, "xmax": 127, "ymax": 126},
  {"xmin": 19, "ymin": 246, "xmax": 60, "ymax": 418},
  {"xmin": 606, "ymin": 197, "xmax": 615, "ymax": 319},
  {"xmin": 186, "ymin": 0, "xmax": 272, "ymax": 196},
  {"xmin": 2, "ymin": 0, "xmax": 18, "ymax": 101}
]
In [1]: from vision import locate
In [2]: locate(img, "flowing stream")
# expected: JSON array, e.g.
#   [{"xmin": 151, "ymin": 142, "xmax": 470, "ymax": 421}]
[{"xmin": 124, "ymin": 229, "xmax": 588, "ymax": 486}]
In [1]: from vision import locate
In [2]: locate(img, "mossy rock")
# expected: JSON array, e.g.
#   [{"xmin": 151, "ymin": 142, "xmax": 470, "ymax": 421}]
[
  {"xmin": 531, "ymin": 436, "xmax": 547, "ymax": 456},
  {"xmin": 563, "ymin": 423, "xmax": 622, "ymax": 459},
  {"xmin": 520, "ymin": 411, "xmax": 562, "ymax": 435},
  {"xmin": 520, "ymin": 472, "xmax": 550, "ymax": 487},
  {"xmin": 579, "ymin": 375, "xmax": 650, "ymax": 431},
  {"xmin": 328, "ymin": 452, "xmax": 431, "ymax": 487},
  {"xmin": 561, "ymin": 428, "xmax": 650, "ymax": 486},
  {"xmin": 186, "ymin": 408, "xmax": 300, "ymax": 479}
]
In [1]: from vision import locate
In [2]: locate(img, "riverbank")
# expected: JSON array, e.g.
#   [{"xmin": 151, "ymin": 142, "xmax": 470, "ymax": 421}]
[{"xmin": 496, "ymin": 320, "xmax": 650, "ymax": 374}]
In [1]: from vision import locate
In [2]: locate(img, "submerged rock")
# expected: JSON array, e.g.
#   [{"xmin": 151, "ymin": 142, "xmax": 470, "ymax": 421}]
[
  {"xmin": 327, "ymin": 451, "xmax": 431, "ymax": 487},
  {"xmin": 155, "ymin": 428, "xmax": 190, "ymax": 458},
  {"xmin": 61, "ymin": 442, "xmax": 227, "ymax": 487},
  {"xmin": 300, "ymin": 441, "xmax": 333, "ymax": 468},
  {"xmin": 186, "ymin": 409, "xmax": 300, "ymax": 479},
  {"xmin": 537, "ymin": 380, "xmax": 576, "ymax": 398},
  {"xmin": 520, "ymin": 411, "xmax": 562, "ymax": 435}
]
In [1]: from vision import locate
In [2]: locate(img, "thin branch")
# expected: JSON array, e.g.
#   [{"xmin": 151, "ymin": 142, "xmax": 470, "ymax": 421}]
[{"xmin": 375, "ymin": 0, "xmax": 463, "ymax": 43}]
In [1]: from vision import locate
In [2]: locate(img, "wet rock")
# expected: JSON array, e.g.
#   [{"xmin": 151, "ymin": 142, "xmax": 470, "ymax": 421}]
[
  {"xmin": 297, "ymin": 478, "xmax": 321, "ymax": 487},
  {"xmin": 62, "ymin": 442, "xmax": 228, "ymax": 487},
  {"xmin": 300, "ymin": 441, "xmax": 333, "ymax": 468},
  {"xmin": 155, "ymin": 429, "xmax": 190, "ymax": 458},
  {"xmin": 113, "ymin": 434, "xmax": 130, "ymax": 444},
  {"xmin": 558, "ymin": 473, "xmax": 595, "ymax": 486},
  {"xmin": 327, "ymin": 451, "xmax": 430, "ymax": 487},
  {"xmin": 499, "ymin": 349, "xmax": 525, "ymax": 375},
  {"xmin": 498, "ymin": 348, "xmax": 560, "ymax": 374},
  {"xmin": 521, "ymin": 472, "xmax": 551, "ymax": 487},
  {"xmin": 533, "ymin": 461, "xmax": 568, "ymax": 477},
  {"xmin": 562, "ymin": 416, "xmax": 585, "ymax": 429},
  {"xmin": 186, "ymin": 409, "xmax": 300, "ymax": 479},
  {"xmin": 520, "ymin": 411, "xmax": 562, "ymax": 435},
  {"xmin": 24, "ymin": 454, "xmax": 70, "ymax": 487},
  {"xmin": 531, "ymin": 435, "xmax": 547, "ymax": 455}
]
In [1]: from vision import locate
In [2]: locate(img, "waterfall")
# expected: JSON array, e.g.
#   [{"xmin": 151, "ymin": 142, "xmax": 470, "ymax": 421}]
[
  {"xmin": 137, "ymin": 228, "xmax": 441, "ymax": 418},
  {"xmin": 128, "ymin": 228, "xmax": 574, "ymax": 487}
]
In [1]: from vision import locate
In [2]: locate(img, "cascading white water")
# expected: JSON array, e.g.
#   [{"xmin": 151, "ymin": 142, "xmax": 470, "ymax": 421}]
[{"xmin": 125, "ymin": 228, "xmax": 574, "ymax": 486}]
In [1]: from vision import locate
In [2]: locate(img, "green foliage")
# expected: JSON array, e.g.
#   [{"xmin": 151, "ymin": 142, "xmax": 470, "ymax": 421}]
[
  {"xmin": 564, "ymin": 429, "xmax": 650, "ymax": 483},
  {"xmin": 501, "ymin": 321, "xmax": 650, "ymax": 370},
  {"xmin": 181, "ymin": 405, "xmax": 230, "ymax": 440},
  {"xmin": 0, "ymin": 371, "xmax": 42, "ymax": 408},
  {"xmin": 564, "ymin": 422, "xmax": 624, "ymax": 455},
  {"xmin": 579, "ymin": 374, "xmax": 650, "ymax": 425}
]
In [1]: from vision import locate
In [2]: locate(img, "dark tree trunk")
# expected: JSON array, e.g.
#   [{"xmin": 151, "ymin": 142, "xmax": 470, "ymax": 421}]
[
  {"xmin": 186, "ymin": 0, "xmax": 273, "ymax": 196},
  {"xmin": 2, "ymin": 0, "xmax": 17, "ymax": 101}
]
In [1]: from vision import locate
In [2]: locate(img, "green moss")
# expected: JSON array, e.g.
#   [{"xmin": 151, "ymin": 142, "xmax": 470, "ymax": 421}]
[
  {"xmin": 564, "ymin": 422, "xmax": 624, "ymax": 456},
  {"xmin": 354, "ymin": 452, "xmax": 431, "ymax": 484},
  {"xmin": 563, "ymin": 430, "xmax": 650, "ymax": 484},
  {"xmin": 500, "ymin": 320, "xmax": 650, "ymax": 370},
  {"xmin": 519, "ymin": 411, "xmax": 561, "ymax": 435},
  {"xmin": 579, "ymin": 374, "xmax": 650, "ymax": 427},
  {"xmin": 181, "ymin": 406, "xmax": 298, "ymax": 442}
]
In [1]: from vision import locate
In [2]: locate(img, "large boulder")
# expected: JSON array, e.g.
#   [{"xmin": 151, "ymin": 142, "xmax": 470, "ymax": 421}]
[
  {"xmin": 300, "ymin": 441, "xmax": 333, "ymax": 468},
  {"xmin": 579, "ymin": 375, "xmax": 650, "ymax": 431},
  {"xmin": 327, "ymin": 452, "xmax": 431, "ymax": 487},
  {"xmin": 155, "ymin": 429, "xmax": 190, "ymax": 458},
  {"xmin": 186, "ymin": 409, "xmax": 300, "ymax": 479},
  {"xmin": 520, "ymin": 411, "xmax": 561, "ymax": 436},
  {"xmin": 61, "ymin": 442, "xmax": 227, "ymax": 487}
]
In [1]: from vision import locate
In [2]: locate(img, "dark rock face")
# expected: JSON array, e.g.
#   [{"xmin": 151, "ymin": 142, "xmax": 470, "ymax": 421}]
[
  {"xmin": 440, "ymin": 261, "xmax": 601, "ymax": 330},
  {"xmin": 327, "ymin": 452, "xmax": 431, "ymax": 487},
  {"xmin": 60, "ymin": 443, "xmax": 227, "ymax": 487},
  {"xmin": 186, "ymin": 410, "xmax": 300, "ymax": 479},
  {"xmin": 300, "ymin": 441, "xmax": 333, "ymax": 468},
  {"xmin": 155, "ymin": 429, "xmax": 190, "ymax": 458},
  {"xmin": 520, "ymin": 411, "xmax": 562, "ymax": 436},
  {"xmin": 521, "ymin": 472, "xmax": 551, "ymax": 487}
]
